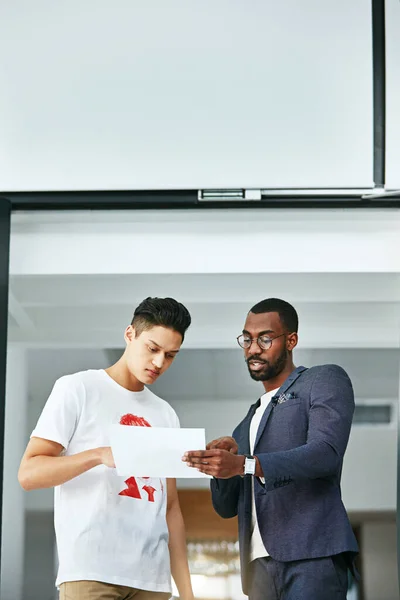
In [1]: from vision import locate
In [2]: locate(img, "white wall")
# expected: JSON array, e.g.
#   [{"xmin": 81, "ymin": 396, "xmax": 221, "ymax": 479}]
[
  {"xmin": 0, "ymin": 1, "xmax": 373, "ymax": 190},
  {"xmin": 385, "ymin": 0, "xmax": 400, "ymax": 190},
  {"xmin": 342, "ymin": 428, "xmax": 397, "ymax": 513}
]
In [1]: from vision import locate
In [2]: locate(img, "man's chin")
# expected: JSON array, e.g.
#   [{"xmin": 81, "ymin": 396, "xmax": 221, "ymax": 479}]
[
  {"xmin": 130, "ymin": 371, "xmax": 152, "ymax": 386},
  {"xmin": 248, "ymin": 368, "xmax": 269, "ymax": 381}
]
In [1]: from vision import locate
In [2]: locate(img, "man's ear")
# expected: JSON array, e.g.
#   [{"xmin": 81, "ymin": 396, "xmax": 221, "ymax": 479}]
[
  {"xmin": 287, "ymin": 332, "xmax": 298, "ymax": 352},
  {"xmin": 124, "ymin": 325, "xmax": 135, "ymax": 344}
]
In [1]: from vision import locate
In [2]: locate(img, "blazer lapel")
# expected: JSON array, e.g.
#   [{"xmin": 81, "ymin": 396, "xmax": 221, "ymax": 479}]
[{"xmin": 254, "ymin": 365, "xmax": 308, "ymax": 450}]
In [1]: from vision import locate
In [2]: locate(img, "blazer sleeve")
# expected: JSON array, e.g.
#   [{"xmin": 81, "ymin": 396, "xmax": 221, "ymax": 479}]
[
  {"xmin": 210, "ymin": 476, "xmax": 242, "ymax": 518},
  {"xmin": 209, "ymin": 422, "xmax": 245, "ymax": 518},
  {"xmin": 255, "ymin": 364, "xmax": 355, "ymax": 491}
]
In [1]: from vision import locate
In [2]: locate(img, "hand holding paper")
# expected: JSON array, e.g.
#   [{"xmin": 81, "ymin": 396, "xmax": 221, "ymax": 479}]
[{"xmin": 183, "ymin": 447, "xmax": 245, "ymax": 479}]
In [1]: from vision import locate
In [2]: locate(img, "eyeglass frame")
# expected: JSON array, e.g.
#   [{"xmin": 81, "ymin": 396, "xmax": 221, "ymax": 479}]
[{"xmin": 236, "ymin": 332, "xmax": 287, "ymax": 351}]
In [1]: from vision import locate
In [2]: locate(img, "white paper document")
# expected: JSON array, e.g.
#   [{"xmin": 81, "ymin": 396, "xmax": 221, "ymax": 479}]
[{"xmin": 110, "ymin": 425, "xmax": 210, "ymax": 478}]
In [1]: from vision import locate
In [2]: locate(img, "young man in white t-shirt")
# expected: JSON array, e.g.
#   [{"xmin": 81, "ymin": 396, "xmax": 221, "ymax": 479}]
[{"xmin": 18, "ymin": 297, "xmax": 194, "ymax": 600}]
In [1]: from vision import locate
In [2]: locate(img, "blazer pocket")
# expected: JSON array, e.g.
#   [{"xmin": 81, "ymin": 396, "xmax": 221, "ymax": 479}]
[{"xmin": 274, "ymin": 399, "xmax": 302, "ymax": 410}]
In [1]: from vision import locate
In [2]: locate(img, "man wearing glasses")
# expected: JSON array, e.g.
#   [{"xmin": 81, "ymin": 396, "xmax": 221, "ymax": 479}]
[{"xmin": 184, "ymin": 298, "xmax": 358, "ymax": 600}]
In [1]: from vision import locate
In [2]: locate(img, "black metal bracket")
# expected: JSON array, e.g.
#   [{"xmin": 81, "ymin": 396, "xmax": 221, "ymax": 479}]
[
  {"xmin": 372, "ymin": 0, "xmax": 386, "ymax": 187},
  {"xmin": 0, "ymin": 200, "xmax": 11, "ymax": 581}
]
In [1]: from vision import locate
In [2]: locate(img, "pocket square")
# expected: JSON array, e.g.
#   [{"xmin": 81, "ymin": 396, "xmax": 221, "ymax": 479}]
[{"xmin": 276, "ymin": 392, "xmax": 297, "ymax": 404}]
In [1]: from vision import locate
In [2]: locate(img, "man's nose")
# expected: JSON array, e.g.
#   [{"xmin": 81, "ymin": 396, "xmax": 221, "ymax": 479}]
[
  {"xmin": 152, "ymin": 354, "xmax": 164, "ymax": 370},
  {"xmin": 248, "ymin": 340, "xmax": 262, "ymax": 354}
]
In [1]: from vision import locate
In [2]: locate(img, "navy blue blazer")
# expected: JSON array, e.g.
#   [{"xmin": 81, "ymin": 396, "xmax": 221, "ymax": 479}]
[{"xmin": 210, "ymin": 364, "xmax": 359, "ymax": 593}]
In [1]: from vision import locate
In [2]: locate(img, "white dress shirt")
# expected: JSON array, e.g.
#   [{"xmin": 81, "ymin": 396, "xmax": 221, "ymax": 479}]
[{"xmin": 249, "ymin": 387, "xmax": 279, "ymax": 562}]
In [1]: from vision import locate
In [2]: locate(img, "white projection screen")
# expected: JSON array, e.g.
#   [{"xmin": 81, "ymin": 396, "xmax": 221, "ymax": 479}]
[
  {"xmin": 385, "ymin": 0, "xmax": 400, "ymax": 191},
  {"xmin": 0, "ymin": 1, "xmax": 373, "ymax": 192}
]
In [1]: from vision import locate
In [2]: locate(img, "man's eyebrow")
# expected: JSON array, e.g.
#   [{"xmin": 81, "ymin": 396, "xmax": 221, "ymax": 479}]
[
  {"xmin": 242, "ymin": 329, "xmax": 275, "ymax": 336},
  {"xmin": 148, "ymin": 339, "xmax": 180, "ymax": 353}
]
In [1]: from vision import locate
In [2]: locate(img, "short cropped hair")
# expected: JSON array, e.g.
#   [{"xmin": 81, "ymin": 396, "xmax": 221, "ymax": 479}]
[
  {"xmin": 250, "ymin": 298, "xmax": 298, "ymax": 333},
  {"xmin": 131, "ymin": 297, "xmax": 191, "ymax": 341}
]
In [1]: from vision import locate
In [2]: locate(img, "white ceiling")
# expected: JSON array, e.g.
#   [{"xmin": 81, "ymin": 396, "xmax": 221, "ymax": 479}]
[{"xmin": 7, "ymin": 209, "xmax": 400, "ymax": 351}]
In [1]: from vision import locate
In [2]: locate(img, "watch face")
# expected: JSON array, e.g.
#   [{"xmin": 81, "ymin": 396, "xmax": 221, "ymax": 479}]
[{"xmin": 245, "ymin": 457, "xmax": 256, "ymax": 475}]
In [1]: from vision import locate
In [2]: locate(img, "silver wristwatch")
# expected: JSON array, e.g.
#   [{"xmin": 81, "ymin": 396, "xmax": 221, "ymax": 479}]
[{"xmin": 244, "ymin": 455, "xmax": 256, "ymax": 476}]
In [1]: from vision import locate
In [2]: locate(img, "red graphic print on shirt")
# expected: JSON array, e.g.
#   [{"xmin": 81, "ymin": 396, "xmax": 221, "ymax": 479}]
[
  {"xmin": 118, "ymin": 413, "xmax": 158, "ymax": 502},
  {"xmin": 142, "ymin": 485, "xmax": 156, "ymax": 502},
  {"xmin": 119, "ymin": 476, "xmax": 141, "ymax": 499},
  {"xmin": 120, "ymin": 414, "xmax": 151, "ymax": 427}
]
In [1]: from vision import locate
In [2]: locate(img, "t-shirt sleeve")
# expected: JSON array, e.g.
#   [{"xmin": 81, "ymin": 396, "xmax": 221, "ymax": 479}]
[{"xmin": 30, "ymin": 376, "xmax": 83, "ymax": 450}]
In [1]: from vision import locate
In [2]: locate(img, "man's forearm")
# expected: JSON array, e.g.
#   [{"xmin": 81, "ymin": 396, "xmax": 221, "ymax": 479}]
[
  {"xmin": 167, "ymin": 504, "xmax": 193, "ymax": 600},
  {"xmin": 18, "ymin": 448, "xmax": 104, "ymax": 490}
]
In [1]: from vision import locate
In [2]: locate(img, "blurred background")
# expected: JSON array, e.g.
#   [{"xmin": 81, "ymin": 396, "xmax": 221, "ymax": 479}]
[{"xmin": 2, "ymin": 208, "xmax": 399, "ymax": 600}]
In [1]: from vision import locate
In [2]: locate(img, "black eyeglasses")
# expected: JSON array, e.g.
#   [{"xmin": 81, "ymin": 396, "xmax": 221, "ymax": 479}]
[{"xmin": 236, "ymin": 332, "xmax": 286, "ymax": 350}]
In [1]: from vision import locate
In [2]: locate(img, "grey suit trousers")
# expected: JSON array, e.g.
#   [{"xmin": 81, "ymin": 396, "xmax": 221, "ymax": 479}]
[{"xmin": 248, "ymin": 554, "xmax": 348, "ymax": 600}]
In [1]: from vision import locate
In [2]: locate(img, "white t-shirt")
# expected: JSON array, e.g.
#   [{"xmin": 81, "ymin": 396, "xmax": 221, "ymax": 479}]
[
  {"xmin": 31, "ymin": 369, "xmax": 180, "ymax": 592},
  {"xmin": 248, "ymin": 388, "xmax": 278, "ymax": 562}
]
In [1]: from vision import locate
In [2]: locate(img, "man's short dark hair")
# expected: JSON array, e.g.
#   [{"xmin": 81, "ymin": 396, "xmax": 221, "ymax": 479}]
[
  {"xmin": 250, "ymin": 298, "xmax": 298, "ymax": 333},
  {"xmin": 131, "ymin": 297, "xmax": 191, "ymax": 341}
]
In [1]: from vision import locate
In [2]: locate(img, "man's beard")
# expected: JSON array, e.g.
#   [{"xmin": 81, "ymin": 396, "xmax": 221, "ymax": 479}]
[{"xmin": 246, "ymin": 347, "xmax": 288, "ymax": 381}]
